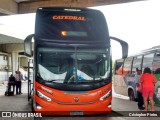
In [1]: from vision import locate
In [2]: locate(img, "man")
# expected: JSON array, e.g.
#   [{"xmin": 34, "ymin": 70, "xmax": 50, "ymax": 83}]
[
  {"xmin": 8, "ymin": 74, "xmax": 16, "ymax": 95},
  {"xmin": 134, "ymin": 67, "xmax": 144, "ymax": 110},
  {"xmin": 15, "ymin": 71, "xmax": 23, "ymax": 95}
]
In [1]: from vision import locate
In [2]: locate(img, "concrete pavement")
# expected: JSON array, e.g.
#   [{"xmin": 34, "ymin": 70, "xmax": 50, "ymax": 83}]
[
  {"xmin": 0, "ymin": 80, "xmax": 28, "ymax": 96},
  {"xmin": 0, "ymin": 81, "xmax": 160, "ymax": 120}
]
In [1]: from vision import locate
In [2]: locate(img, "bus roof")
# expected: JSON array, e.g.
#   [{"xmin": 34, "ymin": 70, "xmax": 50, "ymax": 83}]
[
  {"xmin": 34, "ymin": 7, "xmax": 110, "ymax": 45},
  {"xmin": 116, "ymin": 45, "xmax": 160, "ymax": 60}
]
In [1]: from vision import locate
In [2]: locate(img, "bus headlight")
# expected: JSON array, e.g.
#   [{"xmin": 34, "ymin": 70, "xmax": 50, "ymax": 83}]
[
  {"xmin": 36, "ymin": 90, "xmax": 52, "ymax": 102},
  {"xmin": 100, "ymin": 90, "xmax": 112, "ymax": 101}
]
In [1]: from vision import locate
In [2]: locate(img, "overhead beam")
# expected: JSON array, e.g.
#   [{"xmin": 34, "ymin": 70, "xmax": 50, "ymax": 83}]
[
  {"xmin": 18, "ymin": 0, "xmax": 145, "ymax": 14},
  {"xmin": 0, "ymin": 0, "xmax": 18, "ymax": 15}
]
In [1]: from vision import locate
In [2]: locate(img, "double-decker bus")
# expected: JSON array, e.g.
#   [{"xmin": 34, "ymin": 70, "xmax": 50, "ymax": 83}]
[
  {"xmin": 113, "ymin": 46, "xmax": 160, "ymax": 105},
  {"xmin": 24, "ymin": 7, "xmax": 128, "ymax": 115}
]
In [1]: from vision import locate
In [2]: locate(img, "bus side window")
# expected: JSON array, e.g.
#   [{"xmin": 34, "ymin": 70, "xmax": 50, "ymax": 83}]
[
  {"xmin": 153, "ymin": 52, "xmax": 160, "ymax": 73},
  {"xmin": 132, "ymin": 56, "xmax": 142, "ymax": 75},
  {"xmin": 114, "ymin": 59, "xmax": 124, "ymax": 75},
  {"xmin": 123, "ymin": 57, "xmax": 133, "ymax": 75},
  {"xmin": 142, "ymin": 53, "xmax": 154, "ymax": 71}
]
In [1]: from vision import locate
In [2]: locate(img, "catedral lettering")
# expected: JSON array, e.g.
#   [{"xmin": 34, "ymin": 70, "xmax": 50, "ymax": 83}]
[{"xmin": 53, "ymin": 15, "xmax": 86, "ymax": 21}]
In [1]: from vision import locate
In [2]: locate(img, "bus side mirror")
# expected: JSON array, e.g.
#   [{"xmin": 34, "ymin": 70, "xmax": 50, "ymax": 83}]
[
  {"xmin": 110, "ymin": 36, "xmax": 128, "ymax": 59},
  {"xmin": 24, "ymin": 34, "xmax": 34, "ymax": 57}
]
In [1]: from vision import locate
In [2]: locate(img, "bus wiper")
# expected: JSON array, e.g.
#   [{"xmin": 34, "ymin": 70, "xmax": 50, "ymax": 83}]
[
  {"xmin": 37, "ymin": 75, "xmax": 43, "ymax": 80},
  {"xmin": 47, "ymin": 80, "xmax": 57, "ymax": 82}
]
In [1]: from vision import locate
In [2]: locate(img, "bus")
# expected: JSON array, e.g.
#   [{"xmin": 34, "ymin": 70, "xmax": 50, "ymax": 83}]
[
  {"xmin": 24, "ymin": 7, "xmax": 128, "ymax": 115},
  {"xmin": 113, "ymin": 46, "xmax": 160, "ymax": 105}
]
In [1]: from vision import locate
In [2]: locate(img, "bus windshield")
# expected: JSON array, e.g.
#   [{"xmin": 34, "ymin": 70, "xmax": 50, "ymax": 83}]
[{"xmin": 37, "ymin": 47, "xmax": 110, "ymax": 84}]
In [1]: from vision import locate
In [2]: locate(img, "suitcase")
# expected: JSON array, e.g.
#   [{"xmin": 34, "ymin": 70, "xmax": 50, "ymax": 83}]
[{"xmin": 4, "ymin": 85, "xmax": 14, "ymax": 96}]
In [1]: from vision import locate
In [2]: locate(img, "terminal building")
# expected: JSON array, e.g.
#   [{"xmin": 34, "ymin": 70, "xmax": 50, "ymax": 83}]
[{"xmin": 0, "ymin": 42, "xmax": 31, "ymax": 83}]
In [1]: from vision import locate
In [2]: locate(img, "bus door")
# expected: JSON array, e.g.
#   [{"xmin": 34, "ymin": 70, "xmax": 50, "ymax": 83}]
[
  {"xmin": 27, "ymin": 60, "xmax": 33, "ymax": 101},
  {"xmin": 122, "ymin": 57, "xmax": 133, "ymax": 97},
  {"xmin": 114, "ymin": 59, "xmax": 124, "ymax": 94}
]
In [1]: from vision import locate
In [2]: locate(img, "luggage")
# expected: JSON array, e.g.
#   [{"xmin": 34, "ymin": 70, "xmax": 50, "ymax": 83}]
[{"xmin": 4, "ymin": 85, "xmax": 14, "ymax": 96}]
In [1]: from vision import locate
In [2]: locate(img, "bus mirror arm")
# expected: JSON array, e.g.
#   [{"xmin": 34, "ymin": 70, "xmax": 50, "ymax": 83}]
[
  {"xmin": 110, "ymin": 36, "xmax": 128, "ymax": 59},
  {"xmin": 24, "ymin": 34, "xmax": 34, "ymax": 57}
]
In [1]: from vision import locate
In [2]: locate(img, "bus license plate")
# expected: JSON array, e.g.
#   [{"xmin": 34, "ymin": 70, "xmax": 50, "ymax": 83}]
[{"xmin": 70, "ymin": 111, "xmax": 83, "ymax": 116}]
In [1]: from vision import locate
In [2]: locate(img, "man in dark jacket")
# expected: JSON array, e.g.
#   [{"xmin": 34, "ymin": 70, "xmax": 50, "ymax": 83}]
[{"xmin": 8, "ymin": 74, "xmax": 16, "ymax": 95}]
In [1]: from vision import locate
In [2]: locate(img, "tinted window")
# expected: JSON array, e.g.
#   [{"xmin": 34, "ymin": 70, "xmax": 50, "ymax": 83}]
[
  {"xmin": 37, "ymin": 47, "xmax": 110, "ymax": 83},
  {"xmin": 114, "ymin": 59, "xmax": 124, "ymax": 75},
  {"xmin": 132, "ymin": 56, "xmax": 142, "ymax": 74},
  {"xmin": 35, "ymin": 8, "xmax": 109, "ymax": 42},
  {"xmin": 142, "ymin": 53, "xmax": 154, "ymax": 71},
  {"xmin": 153, "ymin": 52, "xmax": 160, "ymax": 72},
  {"xmin": 123, "ymin": 57, "xmax": 133, "ymax": 75}
]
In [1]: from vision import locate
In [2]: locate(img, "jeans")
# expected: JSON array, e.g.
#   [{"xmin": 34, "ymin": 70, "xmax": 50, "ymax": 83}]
[{"xmin": 137, "ymin": 91, "xmax": 144, "ymax": 107}]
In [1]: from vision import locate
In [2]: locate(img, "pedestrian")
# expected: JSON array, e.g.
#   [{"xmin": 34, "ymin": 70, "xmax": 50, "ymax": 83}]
[
  {"xmin": 8, "ymin": 74, "xmax": 16, "ymax": 95},
  {"xmin": 155, "ymin": 68, "xmax": 160, "ymax": 74},
  {"xmin": 140, "ymin": 67, "xmax": 157, "ymax": 111},
  {"xmin": 15, "ymin": 71, "xmax": 23, "ymax": 95},
  {"xmin": 18, "ymin": 71, "xmax": 23, "ymax": 94},
  {"xmin": 134, "ymin": 67, "xmax": 144, "ymax": 110}
]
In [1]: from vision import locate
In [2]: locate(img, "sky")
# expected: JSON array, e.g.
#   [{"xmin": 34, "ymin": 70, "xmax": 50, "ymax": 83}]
[
  {"xmin": 0, "ymin": 0, "xmax": 160, "ymax": 60},
  {"xmin": 94, "ymin": 0, "xmax": 160, "ymax": 59}
]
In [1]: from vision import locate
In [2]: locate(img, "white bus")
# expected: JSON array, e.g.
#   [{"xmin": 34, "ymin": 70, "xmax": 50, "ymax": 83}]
[{"xmin": 113, "ymin": 46, "xmax": 160, "ymax": 106}]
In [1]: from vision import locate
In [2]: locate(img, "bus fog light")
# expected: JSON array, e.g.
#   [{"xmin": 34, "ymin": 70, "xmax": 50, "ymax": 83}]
[
  {"xmin": 35, "ymin": 102, "xmax": 42, "ymax": 109},
  {"xmin": 37, "ymin": 105, "xmax": 42, "ymax": 109},
  {"xmin": 108, "ymin": 103, "xmax": 112, "ymax": 108},
  {"xmin": 100, "ymin": 90, "xmax": 112, "ymax": 101}
]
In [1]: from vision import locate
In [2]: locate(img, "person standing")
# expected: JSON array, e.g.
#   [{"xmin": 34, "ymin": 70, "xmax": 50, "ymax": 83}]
[
  {"xmin": 134, "ymin": 67, "xmax": 144, "ymax": 110},
  {"xmin": 15, "ymin": 71, "xmax": 22, "ymax": 95},
  {"xmin": 18, "ymin": 71, "xmax": 23, "ymax": 94},
  {"xmin": 140, "ymin": 67, "xmax": 157, "ymax": 111},
  {"xmin": 8, "ymin": 74, "xmax": 16, "ymax": 95}
]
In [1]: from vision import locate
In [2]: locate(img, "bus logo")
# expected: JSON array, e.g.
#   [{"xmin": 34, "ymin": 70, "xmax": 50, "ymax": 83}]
[
  {"xmin": 74, "ymin": 97, "xmax": 79, "ymax": 102},
  {"xmin": 52, "ymin": 16, "xmax": 86, "ymax": 21}
]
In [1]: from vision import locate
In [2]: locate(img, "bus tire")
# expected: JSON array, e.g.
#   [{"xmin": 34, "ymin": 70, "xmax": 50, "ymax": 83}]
[{"xmin": 128, "ymin": 89, "xmax": 135, "ymax": 101}]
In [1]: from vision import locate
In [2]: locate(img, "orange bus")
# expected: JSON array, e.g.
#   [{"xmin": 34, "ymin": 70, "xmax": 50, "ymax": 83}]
[{"xmin": 24, "ymin": 7, "xmax": 128, "ymax": 116}]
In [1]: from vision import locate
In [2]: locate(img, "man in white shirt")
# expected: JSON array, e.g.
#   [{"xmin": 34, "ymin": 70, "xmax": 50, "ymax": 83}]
[{"xmin": 15, "ymin": 71, "xmax": 22, "ymax": 95}]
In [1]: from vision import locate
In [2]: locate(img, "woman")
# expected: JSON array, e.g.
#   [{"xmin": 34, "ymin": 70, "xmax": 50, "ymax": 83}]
[{"xmin": 140, "ymin": 67, "xmax": 157, "ymax": 111}]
